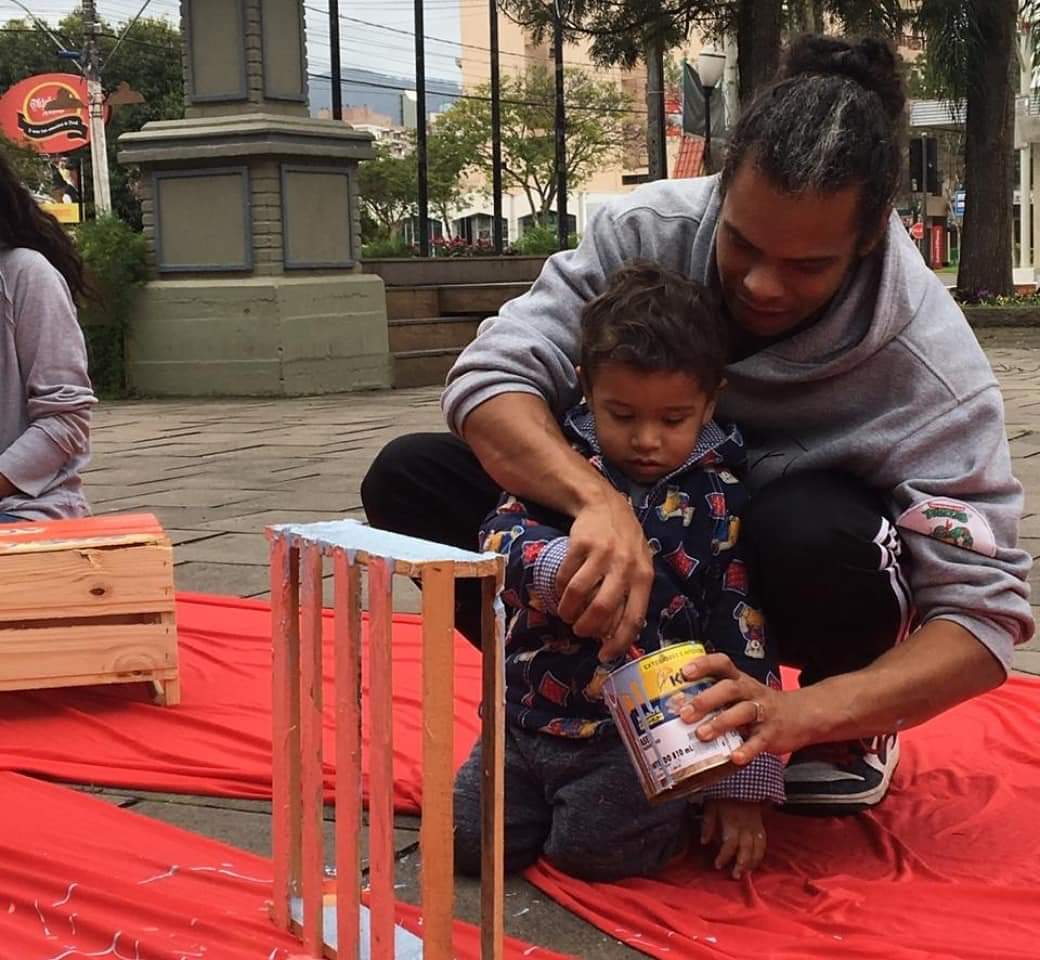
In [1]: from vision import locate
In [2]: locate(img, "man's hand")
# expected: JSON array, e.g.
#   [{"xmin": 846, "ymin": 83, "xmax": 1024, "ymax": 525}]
[
  {"xmin": 555, "ymin": 489, "xmax": 654, "ymax": 661},
  {"xmin": 701, "ymin": 798, "xmax": 767, "ymax": 879},
  {"xmin": 678, "ymin": 620, "xmax": 1007, "ymax": 765},
  {"xmin": 678, "ymin": 654, "xmax": 818, "ymax": 765}
]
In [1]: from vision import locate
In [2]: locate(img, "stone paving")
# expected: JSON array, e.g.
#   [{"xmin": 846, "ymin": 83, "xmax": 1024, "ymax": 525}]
[{"xmin": 76, "ymin": 326, "xmax": 1040, "ymax": 957}]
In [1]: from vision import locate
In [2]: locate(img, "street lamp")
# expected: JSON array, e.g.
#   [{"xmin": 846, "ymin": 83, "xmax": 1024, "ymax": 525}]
[{"xmin": 697, "ymin": 48, "xmax": 726, "ymax": 175}]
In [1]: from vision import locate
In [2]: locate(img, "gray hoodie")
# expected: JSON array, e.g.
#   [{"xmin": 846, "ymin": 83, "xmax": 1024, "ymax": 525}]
[
  {"xmin": 0, "ymin": 246, "xmax": 95, "ymax": 519},
  {"xmin": 442, "ymin": 175, "xmax": 1033, "ymax": 672}
]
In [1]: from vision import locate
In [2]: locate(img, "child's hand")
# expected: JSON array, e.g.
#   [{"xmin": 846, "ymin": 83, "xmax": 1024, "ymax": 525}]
[{"xmin": 701, "ymin": 798, "xmax": 767, "ymax": 879}]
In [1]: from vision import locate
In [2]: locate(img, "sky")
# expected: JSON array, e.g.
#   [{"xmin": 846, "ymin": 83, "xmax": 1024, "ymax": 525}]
[{"xmin": 0, "ymin": 0, "xmax": 464, "ymax": 83}]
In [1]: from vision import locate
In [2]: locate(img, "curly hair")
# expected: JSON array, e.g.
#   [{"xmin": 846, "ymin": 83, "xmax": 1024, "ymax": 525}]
[
  {"xmin": 721, "ymin": 34, "xmax": 906, "ymax": 241},
  {"xmin": 0, "ymin": 150, "xmax": 88, "ymax": 303},
  {"xmin": 580, "ymin": 259, "xmax": 728, "ymax": 394}
]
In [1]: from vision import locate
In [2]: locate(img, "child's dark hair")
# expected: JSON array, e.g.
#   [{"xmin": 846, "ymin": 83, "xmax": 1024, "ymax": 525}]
[
  {"xmin": 0, "ymin": 151, "xmax": 88, "ymax": 303},
  {"xmin": 721, "ymin": 34, "xmax": 905, "ymax": 243},
  {"xmin": 580, "ymin": 260, "xmax": 728, "ymax": 394}
]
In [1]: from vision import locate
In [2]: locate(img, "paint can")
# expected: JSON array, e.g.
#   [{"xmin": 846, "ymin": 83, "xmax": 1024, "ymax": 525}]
[{"xmin": 603, "ymin": 641, "xmax": 743, "ymax": 805}]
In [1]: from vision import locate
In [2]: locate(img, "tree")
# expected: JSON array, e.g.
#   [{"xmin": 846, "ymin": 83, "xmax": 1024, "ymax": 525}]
[
  {"xmin": 915, "ymin": 0, "xmax": 1017, "ymax": 297},
  {"xmin": 426, "ymin": 126, "xmax": 475, "ymax": 239},
  {"xmin": 498, "ymin": 0, "xmax": 787, "ymax": 110},
  {"xmin": 434, "ymin": 65, "xmax": 633, "ymax": 227},
  {"xmin": 0, "ymin": 14, "xmax": 184, "ymax": 225},
  {"xmin": 0, "ymin": 133, "xmax": 50, "ymax": 192},
  {"xmin": 358, "ymin": 143, "xmax": 416, "ymax": 239}
]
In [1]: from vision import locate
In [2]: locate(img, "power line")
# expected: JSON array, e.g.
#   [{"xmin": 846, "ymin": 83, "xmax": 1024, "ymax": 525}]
[
  {"xmin": 308, "ymin": 68, "xmax": 648, "ymax": 115},
  {"xmin": 0, "ymin": 9, "xmax": 650, "ymax": 115},
  {"xmin": 302, "ymin": 3, "xmax": 607, "ymax": 70}
]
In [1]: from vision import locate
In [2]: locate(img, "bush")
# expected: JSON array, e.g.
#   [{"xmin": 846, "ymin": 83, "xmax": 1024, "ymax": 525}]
[
  {"xmin": 510, "ymin": 224, "xmax": 578, "ymax": 256},
  {"xmin": 431, "ymin": 235, "xmax": 503, "ymax": 258},
  {"xmin": 361, "ymin": 235, "xmax": 417, "ymax": 259},
  {"xmin": 75, "ymin": 217, "xmax": 149, "ymax": 397}
]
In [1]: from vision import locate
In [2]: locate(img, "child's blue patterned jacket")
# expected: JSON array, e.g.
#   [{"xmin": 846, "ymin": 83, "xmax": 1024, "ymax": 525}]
[{"xmin": 479, "ymin": 401, "xmax": 785, "ymax": 804}]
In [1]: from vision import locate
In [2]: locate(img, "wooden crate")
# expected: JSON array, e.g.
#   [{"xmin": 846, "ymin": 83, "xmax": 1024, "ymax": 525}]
[
  {"xmin": 0, "ymin": 513, "xmax": 179, "ymax": 705},
  {"xmin": 267, "ymin": 519, "xmax": 506, "ymax": 960}
]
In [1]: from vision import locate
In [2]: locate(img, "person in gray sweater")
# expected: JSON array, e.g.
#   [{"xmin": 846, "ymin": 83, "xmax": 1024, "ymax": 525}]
[
  {"xmin": 362, "ymin": 35, "xmax": 1033, "ymax": 822},
  {"xmin": 0, "ymin": 152, "xmax": 96, "ymax": 521}
]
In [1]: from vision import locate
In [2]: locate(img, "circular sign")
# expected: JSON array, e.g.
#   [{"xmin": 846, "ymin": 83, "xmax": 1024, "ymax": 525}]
[
  {"xmin": 0, "ymin": 73, "xmax": 108, "ymax": 155},
  {"xmin": 910, "ymin": 221, "xmax": 925, "ymax": 241}
]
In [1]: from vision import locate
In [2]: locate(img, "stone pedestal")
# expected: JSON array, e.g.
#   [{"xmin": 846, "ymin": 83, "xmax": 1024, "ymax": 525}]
[{"xmin": 117, "ymin": 0, "xmax": 389, "ymax": 396}]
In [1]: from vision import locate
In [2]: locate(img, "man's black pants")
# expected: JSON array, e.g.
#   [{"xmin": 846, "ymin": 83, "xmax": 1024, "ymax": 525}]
[{"xmin": 360, "ymin": 433, "xmax": 911, "ymax": 684}]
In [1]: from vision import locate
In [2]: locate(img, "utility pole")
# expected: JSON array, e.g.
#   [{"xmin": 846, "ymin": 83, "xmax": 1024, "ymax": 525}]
[
  {"xmin": 645, "ymin": 28, "xmax": 667, "ymax": 181},
  {"xmin": 553, "ymin": 1, "xmax": 568, "ymax": 251},
  {"xmin": 489, "ymin": 0, "xmax": 504, "ymax": 253},
  {"xmin": 82, "ymin": 0, "xmax": 112, "ymax": 215},
  {"xmin": 414, "ymin": 0, "xmax": 430, "ymax": 255},
  {"xmin": 329, "ymin": 0, "xmax": 343, "ymax": 121}
]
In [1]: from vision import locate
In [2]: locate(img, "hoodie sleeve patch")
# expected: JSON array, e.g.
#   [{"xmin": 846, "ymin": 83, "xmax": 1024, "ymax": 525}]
[{"xmin": 896, "ymin": 498, "xmax": 997, "ymax": 558}]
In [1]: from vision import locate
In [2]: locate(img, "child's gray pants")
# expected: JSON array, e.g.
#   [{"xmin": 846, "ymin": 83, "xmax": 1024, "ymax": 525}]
[{"xmin": 453, "ymin": 724, "xmax": 690, "ymax": 882}]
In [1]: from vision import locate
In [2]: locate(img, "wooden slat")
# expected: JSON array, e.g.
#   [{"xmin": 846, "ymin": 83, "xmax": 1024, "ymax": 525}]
[
  {"xmin": 270, "ymin": 538, "xmax": 301, "ymax": 931},
  {"xmin": 480, "ymin": 568, "xmax": 506, "ymax": 960},
  {"xmin": 299, "ymin": 543, "xmax": 326, "ymax": 956},
  {"xmin": 152, "ymin": 609, "xmax": 181, "ymax": 706},
  {"xmin": 0, "ymin": 667, "xmax": 176, "ymax": 694},
  {"xmin": 438, "ymin": 282, "xmax": 531, "ymax": 315},
  {"xmin": 367, "ymin": 557, "xmax": 396, "ymax": 960},
  {"xmin": 0, "ymin": 542, "xmax": 174, "ymax": 622},
  {"xmin": 0, "ymin": 620, "xmax": 176, "ymax": 684},
  {"xmin": 420, "ymin": 563, "xmax": 456, "ymax": 960},
  {"xmin": 0, "ymin": 513, "xmax": 165, "ymax": 554},
  {"xmin": 334, "ymin": 550, "xmax": 363, "ymax": 957}
]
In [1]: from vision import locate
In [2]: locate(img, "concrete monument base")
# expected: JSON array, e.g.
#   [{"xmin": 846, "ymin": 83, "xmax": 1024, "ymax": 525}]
[{"xmin": 127, "ymin": 273, "xmax": 390, "ymax": 397}]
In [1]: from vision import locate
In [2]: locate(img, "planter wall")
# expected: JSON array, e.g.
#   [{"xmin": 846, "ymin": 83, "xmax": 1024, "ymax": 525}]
[
  {"xmin": 961, "ymin": 306, "xmax": 1040, "ymax": 327},
  {"xmin": 362, "ymin": 256, "xmax": 548, "ymax": 287}
]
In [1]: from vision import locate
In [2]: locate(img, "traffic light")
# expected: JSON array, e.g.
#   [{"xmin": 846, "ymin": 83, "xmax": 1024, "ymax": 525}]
[{"xmin": 909, "ymin": 137, "xmax": 939, "ymax": 195}]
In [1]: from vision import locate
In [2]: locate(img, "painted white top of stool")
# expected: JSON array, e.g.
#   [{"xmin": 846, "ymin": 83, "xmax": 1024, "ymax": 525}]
[{"xmin": 268, "ymin": 518, "xmax": 496, "ymax": 565}]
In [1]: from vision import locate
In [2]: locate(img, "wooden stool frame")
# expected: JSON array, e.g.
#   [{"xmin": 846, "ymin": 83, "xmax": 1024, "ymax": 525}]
[{"xmin": 268, "ymin": 521, "xmax": 506, "ymax": 960}]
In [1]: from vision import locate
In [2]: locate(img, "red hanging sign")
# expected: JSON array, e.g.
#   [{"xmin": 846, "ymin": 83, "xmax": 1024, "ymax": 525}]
[{"xmin": 0, "ymin": 73, "xmax": 108, "ymax": 155}]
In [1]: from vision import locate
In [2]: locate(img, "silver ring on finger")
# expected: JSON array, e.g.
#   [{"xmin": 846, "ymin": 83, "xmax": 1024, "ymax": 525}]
[{"xmin": 750, "ymin": 700, "xmax": 765, "ymax": 725}]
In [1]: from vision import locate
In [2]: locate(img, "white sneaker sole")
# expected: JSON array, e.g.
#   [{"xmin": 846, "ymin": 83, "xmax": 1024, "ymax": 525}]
[{"xmin": 783, "ymin": 736, "xmax": 901, "ymax": 810}]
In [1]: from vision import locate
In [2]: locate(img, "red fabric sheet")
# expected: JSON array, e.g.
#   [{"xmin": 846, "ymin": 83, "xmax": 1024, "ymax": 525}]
[
  {"xmin": 524, "ymin": 670, "xmax": 1040, "ymax": 959},
  {"xmin": 3, "ymin": 593, "xmax": 1039, "ymax": 957},
  {"xmin": 0, "ymin": 592, "xmax": 483, "ymax": 812},
  {"xmin": 0, "ymin": 771, "xmax": 568, "ymax": 960}
]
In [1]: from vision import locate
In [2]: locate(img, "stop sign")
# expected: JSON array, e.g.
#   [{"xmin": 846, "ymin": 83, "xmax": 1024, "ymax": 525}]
[{"xmin": 910, "ymin": 222, "xmax": 925, "ymax": 241}]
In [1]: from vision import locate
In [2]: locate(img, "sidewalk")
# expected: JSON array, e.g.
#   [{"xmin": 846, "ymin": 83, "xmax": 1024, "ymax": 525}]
[{"xmin": 76, "ymin": 327, "xmax": 1040, "ymax": 956}]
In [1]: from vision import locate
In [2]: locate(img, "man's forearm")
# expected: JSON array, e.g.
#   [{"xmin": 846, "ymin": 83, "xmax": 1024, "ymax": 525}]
[
  {"xmin": 796, "ymin": 619, "xmax": 1006, "ymax": 745},
  {"xmin": 462, "ymin": 392, "xmax": 615, "ymax": 516}
]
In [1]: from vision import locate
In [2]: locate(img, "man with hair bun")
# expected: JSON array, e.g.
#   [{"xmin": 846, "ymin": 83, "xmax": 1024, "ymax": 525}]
[{"xmin": 363, "ymin": 35, "xmax": 1032, "ymax": 818}]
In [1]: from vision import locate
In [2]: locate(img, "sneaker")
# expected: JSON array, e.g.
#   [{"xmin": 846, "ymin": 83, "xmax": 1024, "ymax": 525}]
[{"xmin": 782, "ymin": 733, "xmax": 900, "ymax": 816}]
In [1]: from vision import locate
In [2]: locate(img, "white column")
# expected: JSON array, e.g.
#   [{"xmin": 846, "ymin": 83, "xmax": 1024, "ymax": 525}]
[
  {"xmin": 723, "ymin": 33, "xmax": 739, "ymax": 127},
  {"xmin": 1022, "ymin": 144, "xmax": 1032, "ymax": 271}
]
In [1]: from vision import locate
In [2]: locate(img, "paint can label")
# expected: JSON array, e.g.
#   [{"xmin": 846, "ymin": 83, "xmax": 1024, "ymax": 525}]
[{"xmin": 604, "ymin": 642, "xmax": 742, "ymax": 795}]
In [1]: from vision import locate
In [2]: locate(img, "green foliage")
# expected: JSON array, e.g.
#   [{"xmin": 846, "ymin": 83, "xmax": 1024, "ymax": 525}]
[
  {"xmin": 75, "ymin": 216, "xmax": 149, "ymax": 396},
  {"xmin": 0, "ymin": 15, "xmax": 184, "ymax": 226},
  {"xmin": 434, "ymin": 65, "xmax": 633, "ymax": 228},
  {"xmin": 912, "ymin": 1, "xmax": 985, "ymax": 101},
  {"xmin": 358, "ymin": 143, "xmax": 417, "ymax": 238},
  {"xmin": 510, "ymin": 224, "xmax": 577, "ymax": 255},
  {"xmin": 0, "ymin": 132, "xmax": 50, "ymax": 192},
  {"xmin": 358, "ymin": 128, "xmax": 474, "ymax": 243},
  {"xmin": 361, "ymin": 234, "xmax": 417, "ymax": 258}
]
